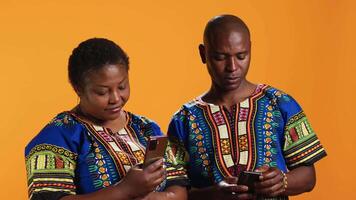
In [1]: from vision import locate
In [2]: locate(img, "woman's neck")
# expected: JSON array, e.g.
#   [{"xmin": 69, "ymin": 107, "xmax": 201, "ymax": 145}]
[{"xmin": 72, "ymin": 105, "xmax": 126, "ymax": 132}]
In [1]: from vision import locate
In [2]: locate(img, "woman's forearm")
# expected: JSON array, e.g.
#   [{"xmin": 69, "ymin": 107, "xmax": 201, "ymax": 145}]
[{"xmin": 60, "ymin": 182, "xmax": 134, "ymax": 200}]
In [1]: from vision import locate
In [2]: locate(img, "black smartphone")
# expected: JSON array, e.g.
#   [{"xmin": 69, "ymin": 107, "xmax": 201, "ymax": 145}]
[
  {"xmin": 237, "ymin": 171, "xmax": 262, "ymax": 192},
  {"xmin": 143, "ymin": 136, "xmax": 168, "ymax": 168}
]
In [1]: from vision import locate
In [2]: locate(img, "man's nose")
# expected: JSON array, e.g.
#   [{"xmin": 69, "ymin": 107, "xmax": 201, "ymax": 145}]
[{"xmin": 226, "ymin": 56, "xmax": 238, "ymax": 72}]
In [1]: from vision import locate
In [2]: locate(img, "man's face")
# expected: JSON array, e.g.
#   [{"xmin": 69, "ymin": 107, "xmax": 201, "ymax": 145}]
[{"xmin": 200, "ymin": 30, "xmax": 251, "ymax": 92}]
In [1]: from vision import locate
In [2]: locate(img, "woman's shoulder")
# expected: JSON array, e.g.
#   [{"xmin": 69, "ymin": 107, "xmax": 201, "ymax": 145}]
[
  {"xmin": 25, "ymin": 112, "xmax": 85, "ymax": 157},
  {"xmin": 126, "ymin": 111, "xmax": 162, "ymax": 136},
  {"xmin": 127, "ymin": 111, "xmax": 159, "ymax": 126}
]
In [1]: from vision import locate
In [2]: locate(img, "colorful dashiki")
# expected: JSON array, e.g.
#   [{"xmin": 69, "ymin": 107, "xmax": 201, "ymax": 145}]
[
  {"xmin": 25, "ymin": 111, "xmax": 188, "ymax": 200},
  {"xmin": 167, "ymin": 84, "xmax": 326, "ymax": 200}
]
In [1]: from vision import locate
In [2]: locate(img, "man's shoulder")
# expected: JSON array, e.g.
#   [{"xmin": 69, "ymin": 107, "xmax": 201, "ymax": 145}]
[
  {"xmin": 262, "ymin": 84, "xmax": 293, "ymax": 101},
  {"xmin": 171, "ymin": 98, "xmax": 202, "ymax": 117}
]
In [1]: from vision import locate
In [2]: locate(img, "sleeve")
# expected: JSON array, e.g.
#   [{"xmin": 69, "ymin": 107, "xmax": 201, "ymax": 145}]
[
  {"xmin": 277, "ymin": 93, "xmax": 327, "ymax": 170},
  {"xmin": 139, "ymin": 115, "xmax": 190, "ymax": 189},
  {"xmin": 25, "ymin": 117, "xmax": 81, "ymax": 200},
  {"xmin": 164, "ymin": 109, "xmax": 190, "ymax": 188}
]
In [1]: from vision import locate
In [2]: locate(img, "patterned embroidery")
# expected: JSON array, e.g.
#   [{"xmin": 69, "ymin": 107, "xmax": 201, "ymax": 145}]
[
  {"xmin": 167, "ymin": 84, "xmax": 326, "ymax": 197},
  {"xmin": 87, "ymin": 142, "xmax": 112, "ymax": 189},
  {"xmin": 221, "ymin": 139, "xmax": 231, "ymax": 154},
  {"xmin": 26, "ymin": 144, "xmax": 77, "ymax": 198},
  {"xmin": 49, "ymin": 113, "xmax": 77, "ymax": 127},
  {"xmin": 200, "ymin": 89, "xmax": 263, "ymax": 178},
  {"xmin": 26, "ymin": 112, "xmax": 189, "ymax": 197},
  {"xmin": 26, "ymin": 144, "xmax": 78, "ymax": 162},
  {"xmin": 80, "ymin": 115, "xmax": 146, "ymax": 178},
  {"xmin": 262, "ymin": 101, "xmax": 276, "ymax": 166},
  {"xmin": 283, "ymin": 111, "xmax": 325, "ymax": 169},
  {"xmin": 165, "ymin": 142, "xmax": 188, "ymax": 183}
]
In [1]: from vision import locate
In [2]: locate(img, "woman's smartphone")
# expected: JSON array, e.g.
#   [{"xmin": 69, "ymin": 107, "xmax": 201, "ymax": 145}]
[
  {"xmin": 143, "ymin": 136, "xmax": 168, "ymax": 168},
  {"xmin": 237, "ymin": 171, "xmax": 262, "ymax": 192}
]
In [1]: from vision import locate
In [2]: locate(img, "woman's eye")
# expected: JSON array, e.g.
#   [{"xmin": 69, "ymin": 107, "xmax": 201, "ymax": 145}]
[
  {"xmin": 118, "ymin": 84, "xmax": 126, "ymax": 90},
  {"xmin": 95, "ymin": 90, "xmax": 108, "ymax": 96}
]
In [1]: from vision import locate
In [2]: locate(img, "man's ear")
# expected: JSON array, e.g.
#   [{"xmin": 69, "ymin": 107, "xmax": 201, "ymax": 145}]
[{"xmin": 198, "ymin": 44, "xmax": 206, "ymax": 64}]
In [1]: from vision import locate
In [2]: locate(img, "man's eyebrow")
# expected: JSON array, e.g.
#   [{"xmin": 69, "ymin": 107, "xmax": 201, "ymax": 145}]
[
  {"xmin": 211, "ymin": 51, "xmax": 227, "ymax": 55},
  {"xmin": 237, "ymin": 51, "xmax": 248, "ymax": 54}
]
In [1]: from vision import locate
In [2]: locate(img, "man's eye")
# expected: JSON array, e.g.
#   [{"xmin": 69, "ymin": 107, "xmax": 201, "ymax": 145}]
[
  {"xmin": 213, "ymin": 54, "xmax": 226, "ymax": 61},
  {"xmin": 118, "ymin": 85, "xmax": 126, "ymax": 90},
  {"xmin": 237, "ymin": 53, "xmax": 246, "ymax": 60}
]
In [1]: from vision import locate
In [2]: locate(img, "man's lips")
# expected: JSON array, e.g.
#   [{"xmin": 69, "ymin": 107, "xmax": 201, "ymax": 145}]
[{"xmin": 226, "ymin": 76, "xmax": 240, "ymax": 81}]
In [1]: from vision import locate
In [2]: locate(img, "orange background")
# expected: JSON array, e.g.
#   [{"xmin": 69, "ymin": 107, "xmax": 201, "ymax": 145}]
[{"xmin": 0, "ymin": 1, "xmax": 355, "ymax": 199}]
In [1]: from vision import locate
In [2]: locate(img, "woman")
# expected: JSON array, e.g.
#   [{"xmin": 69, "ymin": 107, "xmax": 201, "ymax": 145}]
[{"xmin": 25, "ymin": 38, "xmax": 188, "ymax": 200}]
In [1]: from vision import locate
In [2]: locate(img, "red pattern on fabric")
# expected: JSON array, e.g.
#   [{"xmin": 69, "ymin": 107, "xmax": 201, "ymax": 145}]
[
  {"xmin": 212, "ymin": 112, "xmax": 225, "ymax": 125},
  {"xmin": 55, "ymin": 156, "xmax": 64, "ymax": 168},
  {"xmin": 239, "ymin": 108, "xmax": 249, "ymax": 121},
  {"xmin": 289, "ymin": 128, "xmax": 299, "ymax": 142}
]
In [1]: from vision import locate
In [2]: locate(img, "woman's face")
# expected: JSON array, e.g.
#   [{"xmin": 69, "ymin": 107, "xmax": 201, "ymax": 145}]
[{"xmin": 78, "ymin": 64, "xmax": 130, "ymax": 122}]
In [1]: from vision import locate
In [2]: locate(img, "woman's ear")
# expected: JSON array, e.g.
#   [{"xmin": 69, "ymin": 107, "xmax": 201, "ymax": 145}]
[{"xmin": 73, "ymin": 86, "xmax": 83, "ymax": 97}]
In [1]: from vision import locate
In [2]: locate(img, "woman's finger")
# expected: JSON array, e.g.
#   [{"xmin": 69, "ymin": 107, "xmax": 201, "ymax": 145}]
[
  {"xmin": 145, "ymin": 166, "xmax": 165, "ymax": 183},
  {"xmin": 144, "ymin": 158, "xmax": 164, "ymax": 173}
]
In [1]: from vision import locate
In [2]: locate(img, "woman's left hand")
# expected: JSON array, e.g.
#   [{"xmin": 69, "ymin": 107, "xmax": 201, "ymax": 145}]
[{"xmin": 254, "ymin": 166, "xmax": 286, "ymax": 197}]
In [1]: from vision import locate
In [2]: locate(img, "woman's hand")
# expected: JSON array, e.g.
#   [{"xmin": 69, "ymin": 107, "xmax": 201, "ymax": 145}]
[
  {"xmin": 60, "ymin": 159, "xmax": 165, "ymax": 200},
  {"xmin": 254, "ymin": 166, "xmax": 286, "ymax": 197},
  {"xmin": 118, "ymin": 158, "xmax": 166, "ymax": 198}
]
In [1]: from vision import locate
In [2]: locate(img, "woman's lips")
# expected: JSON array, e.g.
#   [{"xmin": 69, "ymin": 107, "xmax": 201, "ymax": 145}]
[{"xmin": 106, "ymin": 106, "xmax": 122, "ymax": 113}]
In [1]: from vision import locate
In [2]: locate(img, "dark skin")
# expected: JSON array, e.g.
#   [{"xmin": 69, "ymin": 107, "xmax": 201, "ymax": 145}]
[
  {"xmin": 61, "ymin": 64, "xmax": 187, "ymax": 200},
  {"xmin": 189, "ymin": 15, "xmax": 316, "ymax": 199}
]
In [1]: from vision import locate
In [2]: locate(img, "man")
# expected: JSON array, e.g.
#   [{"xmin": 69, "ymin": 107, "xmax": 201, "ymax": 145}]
[{"xmin": 167, "ymin": 15, "xmax": 326, "ymax": 200}]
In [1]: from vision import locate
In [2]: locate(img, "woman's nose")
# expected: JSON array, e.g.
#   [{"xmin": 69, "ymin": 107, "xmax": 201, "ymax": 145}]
[{"xmin": 109, "ymin": 90, "xmax": 120, "ymax": 104}]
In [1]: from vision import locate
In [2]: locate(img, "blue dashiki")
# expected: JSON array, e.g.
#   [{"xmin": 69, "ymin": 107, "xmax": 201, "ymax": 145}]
[
  {"xmin": 25, "ymin": 111, "xmax": 188, "ymax": 200},
  {"xmin": 167, "ymin": 84, "xmax": 327, "ymax": 200}
]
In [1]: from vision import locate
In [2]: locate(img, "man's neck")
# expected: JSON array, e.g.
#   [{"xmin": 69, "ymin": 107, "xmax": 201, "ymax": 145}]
[{"xmin": 202, "ymin": 80, "xmax": 256, "ymax": 107}]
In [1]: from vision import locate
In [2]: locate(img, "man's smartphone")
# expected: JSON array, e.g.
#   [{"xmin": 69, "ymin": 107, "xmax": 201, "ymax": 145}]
[
  {"xmin": 237, "ymin": 171, "xmax": 262, "ymax": 192},
  {"xmin": 143, "ymin": 136, "xmax": 168, "ymax": 168}
]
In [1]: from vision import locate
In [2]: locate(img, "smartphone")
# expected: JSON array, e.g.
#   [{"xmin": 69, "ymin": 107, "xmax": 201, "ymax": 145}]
[
  {"xmin": 143, "ymin": 136, "xmax": 168, "ymax": 168},
  {"xmin": 237, "ymin": 171, "xmax": 262, "ymax": 192}
]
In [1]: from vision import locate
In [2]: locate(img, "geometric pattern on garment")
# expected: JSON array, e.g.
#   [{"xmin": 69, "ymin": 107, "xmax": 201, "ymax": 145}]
[
  {"xmin": 77, "ymin": 113, "xmax": 145, "ymax": 176},
  {"xmin": 25, "ymin": 144, "xmax": 77, "ymax": 198}
]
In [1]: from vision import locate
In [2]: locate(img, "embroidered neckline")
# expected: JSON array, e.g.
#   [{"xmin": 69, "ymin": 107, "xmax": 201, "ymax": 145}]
[
  {"xmin": 195, "ymin": 83, "xmax": 267, "ymax": 107},
  {"xmin": 68, "ymin": 111, "xmax": 130, "ymax": 135}
]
